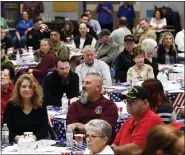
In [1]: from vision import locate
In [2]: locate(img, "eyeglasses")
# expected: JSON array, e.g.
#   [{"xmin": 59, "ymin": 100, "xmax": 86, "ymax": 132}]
[{"xmin": 85, "ymin": 134, "xmax": 104, "ymax": 140}]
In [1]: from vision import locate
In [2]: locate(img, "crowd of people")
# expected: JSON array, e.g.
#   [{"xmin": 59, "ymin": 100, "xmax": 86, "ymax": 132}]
[{"xmin": 1, "ymin": 1, "xmax": 185, "ymax": 155}]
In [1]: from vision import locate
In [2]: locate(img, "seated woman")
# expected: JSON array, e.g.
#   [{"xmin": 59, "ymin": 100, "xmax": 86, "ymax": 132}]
[
  {"xmin": 127, "ymin": 47, "xmax": 154, "ymax": 82},
  {"xmin": 28, "ymin": 38, "xmax": 57, "ymax": 85},
  {"xmin": 1, "ymin": 65, "xmax": 15, "ymax": 124},
  {"xmin": 60, "ymin": 21, "xmax": 74, "ymax": 43},
  {"xmin": 150, "ymin": 9, "xmax": 167, "ymax": 29},
  {"xmin": 3, "ymin": 74, "xmax": 49, "ymax": 142},
  {"xmin": 140, "ymin": 125, "xmax": 184, "ymax": 155},
  {"xmin": 13, "ymin": 11, "xmax": 33, "ymax": 49},
  {"xmin": 83, "ymin": 119, "xmax": 114, "ymax": 154},
  {"xmin": 141, "ymin": 38, "xmax": 159, "ymax": 78},
  {"xmin": 142, "ymin": 79, "xmax": 176, "ymax": 124},
  {"xmin": 157, "ymin": 32, "xmax": 178, "ymax": 64}
]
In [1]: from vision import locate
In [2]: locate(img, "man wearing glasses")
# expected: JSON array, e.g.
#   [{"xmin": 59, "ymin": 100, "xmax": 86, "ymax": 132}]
[{"xmin": 111, "ymin": 86, "xmax": 163, "ymax": 155}]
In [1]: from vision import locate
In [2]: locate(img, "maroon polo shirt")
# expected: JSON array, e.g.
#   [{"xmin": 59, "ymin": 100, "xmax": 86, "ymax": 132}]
[{"xmin": 66, "ymin": 95, "xmax": 118, "ymax": 143}]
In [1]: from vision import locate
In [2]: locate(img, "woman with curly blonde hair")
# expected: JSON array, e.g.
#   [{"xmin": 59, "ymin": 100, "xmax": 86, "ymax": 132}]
[
  {"xmin": 157, "ymin": 32, "xmax": 178, "ymax": 64},
  {"xmin": 3, "ymin": 74, "xmax": 49, "ymax": 142}
]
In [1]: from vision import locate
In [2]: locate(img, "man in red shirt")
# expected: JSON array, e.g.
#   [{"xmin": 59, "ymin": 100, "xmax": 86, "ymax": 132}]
[
  {"xmin": 66, "ymin": 72, "xmax": 118, "ymax": 143},
  {"xmin": 1, "ymin": 65, "xmax": 15, "ymax": 122},
  {"xmin": 111, "ymin": 86, "xmax": 163, "ymax": 155}
]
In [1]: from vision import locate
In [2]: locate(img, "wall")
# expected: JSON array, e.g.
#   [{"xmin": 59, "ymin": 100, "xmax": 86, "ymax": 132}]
[
  {"xmin": 40, "ymin": 2, "xmax": 83, "ymax": 20},
  {"xmin": 139, "ymin": 2, "xmax": 184, "ymax": 27}
]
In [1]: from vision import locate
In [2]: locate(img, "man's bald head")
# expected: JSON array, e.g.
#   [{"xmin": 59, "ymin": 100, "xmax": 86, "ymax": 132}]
[{"xmin": 119, "ymin": 17, "xmax": 127, "ymax": 26}]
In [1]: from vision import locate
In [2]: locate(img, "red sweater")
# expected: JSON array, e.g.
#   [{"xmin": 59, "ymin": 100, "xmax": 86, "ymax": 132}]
[
  {"xmin": 66, "ymin": 95, "xmax": 118, "ymax": 143},
  {"xmin": 1, "ymin": 84, "xmax": 14, "ymax": 122},
  {"xmin": 33, "ymin": 52, "xmax": 56, "ymax": 84}
]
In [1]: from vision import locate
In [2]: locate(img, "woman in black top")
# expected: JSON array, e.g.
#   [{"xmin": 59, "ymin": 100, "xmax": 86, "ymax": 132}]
[
  {"xmin": 3, "ymin": 74, "xmax": 48, "ymax": 142},
  {"xmin": 60, "ymin": 21, "xmax": 74, "ymax": 42},
  {"xmin": 141, "ymin": 38, "xmax": 159, "ymax": 78},
  {"xmin": 157, "ymin": 32, "xmax": 178, "ymax": 64}
]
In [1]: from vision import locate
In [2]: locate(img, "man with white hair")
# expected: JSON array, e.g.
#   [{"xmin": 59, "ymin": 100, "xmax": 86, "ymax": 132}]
[
  {"xmin": 141, "ymin": 38, "xmax": 159, "ymax": 78},
  {"xmin": 75, "ymin": 45, "xmax": 112, "ymax": 89}
]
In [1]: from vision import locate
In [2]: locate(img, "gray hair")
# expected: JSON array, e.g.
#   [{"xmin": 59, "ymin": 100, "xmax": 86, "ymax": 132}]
[
  {"xmin": 82, "ymin": 45, "xmax": 95, "ymax": 54},
  {"xmin": 141, "ymin": 38, "xmax": 157, "ymax": 54},
  {"xmin": 85, "ymin": 119, "xmax": 112, "ymax": 144}
]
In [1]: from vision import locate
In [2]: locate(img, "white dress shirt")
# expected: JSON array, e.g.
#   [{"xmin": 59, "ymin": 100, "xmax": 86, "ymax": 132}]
[
  {"xmin": 175, "ymin": 29, "xmax": 184, "ymax": 52},
  {"xmin": 150, "ymin": 18, "xmax": 167, "ymax": 28}
]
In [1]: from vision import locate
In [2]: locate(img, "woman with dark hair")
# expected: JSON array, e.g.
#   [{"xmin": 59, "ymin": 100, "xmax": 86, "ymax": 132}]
[
  {"xmin": 150, "ymin": 9, "xmax": 167, "ymax": 29},
  {"xmin": 142, "ymin": 79, "xmax": 176, "ymax": 124},
  {"xmin": 140, "ymin": 125, "xmax": 184, "ymax": 155},
  {"xmin": 3, "ymin": 74, "xmax": 48, "ymax": 142},
  {"xmin": 60, "ymin": 21, "xmax": 74, "ymax": 42}
]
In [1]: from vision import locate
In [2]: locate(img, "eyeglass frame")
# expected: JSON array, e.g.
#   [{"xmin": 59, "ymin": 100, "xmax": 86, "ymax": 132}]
[{"xmin": 85, "ymin": 134, "xmax": 105, "ymax": 140}]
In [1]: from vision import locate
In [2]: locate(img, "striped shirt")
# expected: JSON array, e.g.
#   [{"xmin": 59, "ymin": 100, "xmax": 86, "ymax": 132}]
[{"xmin": 156, "ymin": 104, "xmax": 176, "ymax": 124}]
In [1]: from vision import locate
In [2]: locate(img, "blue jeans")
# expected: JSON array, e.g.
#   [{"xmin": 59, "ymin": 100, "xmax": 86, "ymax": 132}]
[{"xmin": 13, "ymin": 35, "xmax": 27, "ymax": 49}]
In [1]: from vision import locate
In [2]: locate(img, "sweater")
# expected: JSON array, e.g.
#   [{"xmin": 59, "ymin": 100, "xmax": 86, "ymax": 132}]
[
  {"xmin": 3, "ymin": 101, "xmax": 48, "ymax": 142},
  {"xmin": 32, "ymin": 52, "xmax": 56, "ymax": 84},
  {"xmin": 43, "ymin": 70, "xmax": 79, "ymax": 107}
]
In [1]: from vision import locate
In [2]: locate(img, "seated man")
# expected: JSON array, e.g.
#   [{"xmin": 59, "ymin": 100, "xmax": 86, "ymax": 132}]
[
  {"xmin": 1, "ymin": 26, "xmax": 14, "ymax": 52},
  {"xmin": 114, "ymin": 35, "xmax": 135, "ymax": 82},
  {"xmin": 1, "ymin": 65, "xmax": 15, "ymax": 123},
  {"xmin": 66, "ymin": 72, "xmax": 118, "ymax": 143},
  {"xmin": 74, "ymin": 23, "xmax": 97, "ymax": 50},
  {"xmin": 111, "ymin": 86, "xmax": 163, "ymax": 155},
  {"xmin": 95, "ymin": 29, "xmax": 119, "ymax": 66},
  {"xmin": 43, "ymin": 59, "xmax": 79, "ymax": 107},
  {"xmin": 75, "ymin": 45, "xmax": 112, "ymax": 90},
  {"xmin": 27, "ymin": 18, "xmax": 50, "ymax": 50},
  {"xmin": 133, "ymin": 18, "xmax": 156, "ymax": 44},
  {"xmin": 175, "ymin": 22, "xmax": 184, "ymax": 52}
]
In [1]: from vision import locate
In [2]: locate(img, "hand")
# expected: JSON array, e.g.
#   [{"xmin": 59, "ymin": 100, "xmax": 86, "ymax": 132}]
[
  {"xmin": 14, "ymin": 135, "xmax": 20, "ymax": 142},
  {"xmin": 102, "ymin": 6, "xmax": 108, "ymax": 10},
  {"xmin": 33, "ymin": 135, "xmax": 37, "ymax": 141},
  {"xmin": 28, "ymin": 69, "xmax": 33, "ymax": 74},
  {"xmin": 179, "ymin": 106, "xmax": 185, "ymax": 115},
  {"xmin": 72, "ymin": 123, "xmax": 85, "ymax": 131},
  {"xmin": 27, "ymin": 27, "xmax": 33, "ymax": 31}
]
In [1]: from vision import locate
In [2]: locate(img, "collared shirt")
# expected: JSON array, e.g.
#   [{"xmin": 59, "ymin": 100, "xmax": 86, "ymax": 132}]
[
  {"xmin": 117, "ymin": 5, "xmax": 136, "ymax": 26},
  {"xmin": 97, "ymin": 3, "xmax": 114, "ymax": 24},
  {"xmin": 113, "ymin": 108, "xmax": 163, "ymax": 149},
  {"xmin": 88, "ymin": 19, "xmax": 101, "ymax": 34},
  {"xmin": 1, "ymin": 84, "xmax": 14, "ymax": 119},
  {"xmin": 78, "ymin": 37, "xmax": 96, "ymax": 50},
  {"xmin": 16, "ymin": 19, "xmax": 33, "ymax": 36},
  {"xmin": 75, "ymin": 59, "xmax": 112, "ymax": 89},
  {"xmin": 175, "ymin": 29, "xmax": 184, "ymax": 52},
  {"xmin": 127, "ymin": 64, "xmax": 155, "ymax": 82}
]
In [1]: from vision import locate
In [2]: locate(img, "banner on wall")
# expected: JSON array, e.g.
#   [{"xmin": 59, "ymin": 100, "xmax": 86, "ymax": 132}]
[{"xmin": 53, "ymin": 2, "xmax": 77, "ymax": 12}]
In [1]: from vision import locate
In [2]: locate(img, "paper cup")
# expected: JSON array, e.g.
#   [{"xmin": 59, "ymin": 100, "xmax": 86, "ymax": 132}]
[
  {"xmin": 74, "ymin": 134, "xmax": 83, "ymax": 147},
  {"xmin": 24, "ymin": 132, "xmax": 33, "ymax": 138}
]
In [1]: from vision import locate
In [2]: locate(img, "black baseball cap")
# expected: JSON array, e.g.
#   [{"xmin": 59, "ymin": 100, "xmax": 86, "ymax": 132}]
[
  {"xmin": 99, "ymin": 29, "xmax": 111, "ymax": 38},
  {"xmin": 124, "ymin": 35, "xmax": 135, "ymax": 42},
  {"xmin": 124, "ymin": 86, "xmax": 148, "ymax": 100}
]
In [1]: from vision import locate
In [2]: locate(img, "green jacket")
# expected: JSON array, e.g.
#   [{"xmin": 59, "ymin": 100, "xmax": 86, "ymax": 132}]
[{"xmin": 1, "ymin": 56, "xmax": 13, "ymax": 67}]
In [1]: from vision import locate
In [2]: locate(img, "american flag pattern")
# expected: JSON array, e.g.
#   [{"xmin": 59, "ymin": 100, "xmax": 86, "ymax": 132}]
[
  {"xmin": 168, "ymin": 93, "xmax": 185, "ymax": 116},
  {"xmin": 110, "ymin": 92, "xmax": 123, "ymax": 102},
  {"xmin": 48, "ymin": 113, "xmax": 56, "ymax": 127}
]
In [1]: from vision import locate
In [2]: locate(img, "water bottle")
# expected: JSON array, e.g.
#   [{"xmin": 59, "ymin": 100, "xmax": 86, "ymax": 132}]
[
  {"xmin": 17, "ymin": 135, "xmax": 25, "ymax": 154},
  {"xmin": 2, "ymin": 124, "xmax": 9, "ymax": 146},
  {"xmin": 66, "ymin": 125, "xmax": 73, "ymax": 148},
  {"xmin": 131, "ymin": 73, "xmax": 138, "ymax": 86},
  {"xmin": 16, "ymin": 52, "xmax": 21, "ymax": 65},
  {"xmin": 61, "ymin": 93, "xmax": 68, "ymax": 114}
]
